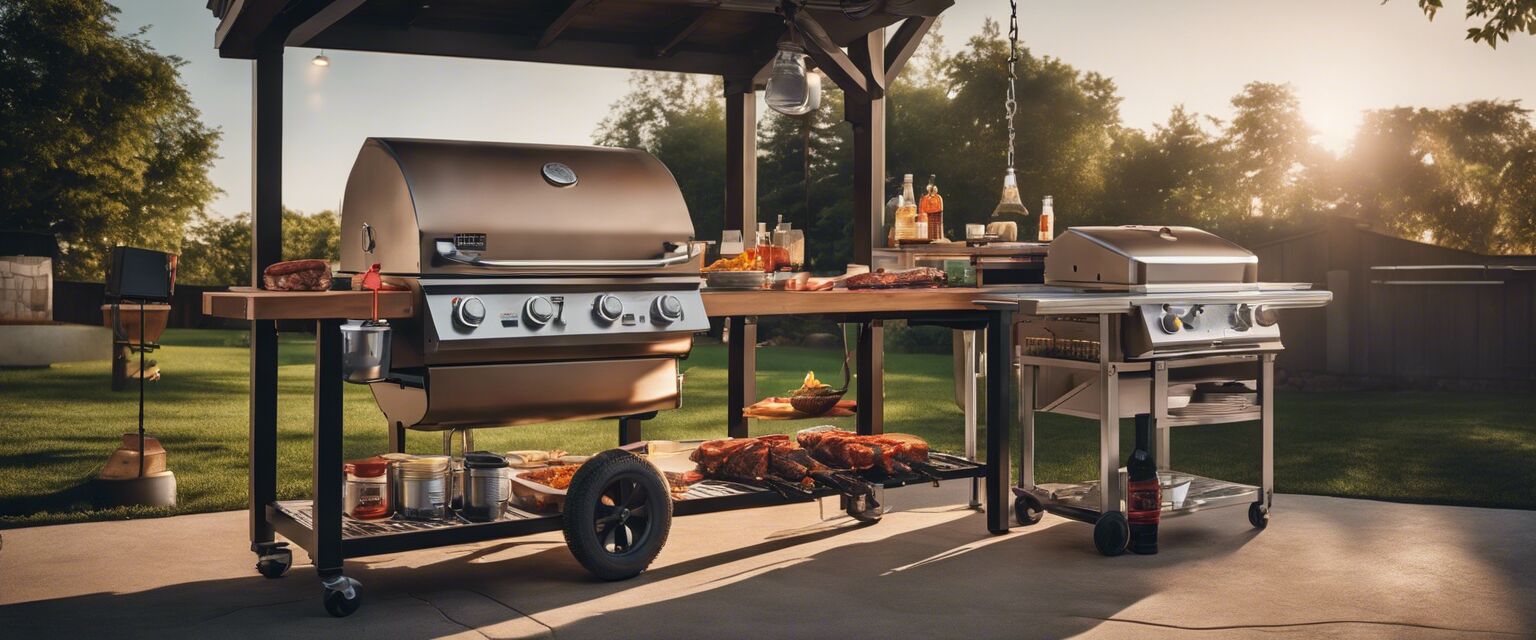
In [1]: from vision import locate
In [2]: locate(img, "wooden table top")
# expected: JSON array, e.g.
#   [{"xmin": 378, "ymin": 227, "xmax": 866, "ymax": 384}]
[
  {"xmin": 203, "ymin": 287, "xmax": 416, "ymax": 320},
  {"xmin": 701, "ymin": 286, "xmax": 1034, "ymax": 317}
]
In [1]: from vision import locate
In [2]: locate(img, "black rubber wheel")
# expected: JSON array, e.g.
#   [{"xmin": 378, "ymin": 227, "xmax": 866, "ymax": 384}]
[
  {"xmin": 844, "ymin": 492, "xmax": 883, "ymax": 524},
  {"xmin": 255, "ymin": 548, "xmax": 292, "ymax": 579},
  {"xmin": 1093, "ymin": 511, "xmax": 1130, "ymax": 557},
  {"xmin": 1248, "ymin": 502, "xmax": 1269, "ymax": 530},
  {"xmin": 562, "ymin": 449, "xmax": 672, "ymax": 581},
  {"xmin": 322, "ymin": 581, "xmax": 361, "ymax": 617},
  {"xmin": 1014, "ymin": 494, "xmax": 1045, "ymax": 526}
]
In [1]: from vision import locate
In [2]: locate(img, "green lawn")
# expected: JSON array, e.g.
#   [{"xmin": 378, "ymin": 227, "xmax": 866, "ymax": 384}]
[{"xmin": 2, "ymin": 328, "xmax": 1533, "ymax": 527}]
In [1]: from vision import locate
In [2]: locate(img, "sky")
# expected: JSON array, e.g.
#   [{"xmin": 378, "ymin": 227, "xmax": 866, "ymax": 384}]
[{"xmin": 114, "ymin": 1, "xmax": 1536, "ymax": 219}]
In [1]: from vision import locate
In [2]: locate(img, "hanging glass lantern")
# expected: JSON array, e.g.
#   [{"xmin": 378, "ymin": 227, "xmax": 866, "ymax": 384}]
[
  {"xmin": 987, "ymin": 0, "xmax": 1029, "ymax": 242},
  {"xmin": 766, "ymin": 30, "xmax": 814, "ymax": 116}
]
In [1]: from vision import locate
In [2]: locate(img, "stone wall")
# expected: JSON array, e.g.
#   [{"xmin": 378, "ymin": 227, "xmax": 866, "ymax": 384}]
[{"xmin": 0, "ymin": 256, "xmax": 52, "ymax": 322}]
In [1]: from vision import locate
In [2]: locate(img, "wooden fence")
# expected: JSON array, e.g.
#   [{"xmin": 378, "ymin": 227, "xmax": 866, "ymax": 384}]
[
  {"xmin": 52, "ymin": 281, "xmax": 245, "ymax": 330},
  {"xmin": 1254, "ymin": 217, "xmax": 1536, "ymax": 383}
]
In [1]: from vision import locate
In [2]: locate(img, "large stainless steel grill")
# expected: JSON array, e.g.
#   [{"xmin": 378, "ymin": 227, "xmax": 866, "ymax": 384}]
[
  {"xmin": 981, "ymin": 225, "xmax": 1332, "ymax": 555},
  {"xmin": 339, "ymin": 138, "xmax": 708, "ymax": 432}
]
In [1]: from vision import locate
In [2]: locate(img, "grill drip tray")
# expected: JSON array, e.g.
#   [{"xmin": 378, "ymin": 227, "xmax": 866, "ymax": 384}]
[{"xmin": 273, "ymin": 453, "xmax": 984, "ymax": 541}]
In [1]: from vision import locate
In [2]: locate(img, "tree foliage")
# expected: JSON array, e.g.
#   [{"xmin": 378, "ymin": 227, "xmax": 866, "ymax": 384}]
[
  {"xmin": 0, "ymin": 0, "xmax": 220, "ymax": 280},
  {"xmin": 177, "ymin": 209, "xmax": 340, "ymax": 286},
  {"xmin": 1420, "ymin": 0, "xmax": 1536, "ymax": 48}
]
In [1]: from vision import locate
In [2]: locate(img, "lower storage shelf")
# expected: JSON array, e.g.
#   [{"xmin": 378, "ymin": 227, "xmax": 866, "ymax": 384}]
[
  {"xmin": 1022, "ymin": 471, "xmax": 1259, "ymax": 524},
  {"xmin": 270, "ymin": 452, "xmax": 984, "ymax": 558}
]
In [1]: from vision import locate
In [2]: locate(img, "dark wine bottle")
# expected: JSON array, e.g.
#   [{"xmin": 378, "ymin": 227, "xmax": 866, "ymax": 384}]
[{"xmin": 1127, "ymin": 414, "xmax": 1161, "ymax": 554}]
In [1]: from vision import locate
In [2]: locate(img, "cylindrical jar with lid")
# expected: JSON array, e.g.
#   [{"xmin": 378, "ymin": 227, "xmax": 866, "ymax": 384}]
[
  {"xmin": 344, "ymin": 456, "xmax": 391, "ymax": 519},
  {"xmin": 398, "ymin": 455, "xmax": 451, "ymax": 521}
]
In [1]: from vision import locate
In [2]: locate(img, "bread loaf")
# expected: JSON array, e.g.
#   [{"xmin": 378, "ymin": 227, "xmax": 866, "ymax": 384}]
[{"xmin": 262, "ymin": 259, "xmax": 332, "ymax": 291}]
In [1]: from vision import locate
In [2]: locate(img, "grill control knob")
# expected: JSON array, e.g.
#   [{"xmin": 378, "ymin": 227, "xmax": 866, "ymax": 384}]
[
  {"xmin": 1182, "ymin": 304, "xmax": 1204, "ymax": 331},
  {"xmin": 523, "ymin": 296, "xmax": 555, "ymax": 328},
  {"xmin": 652, "ymin": 294, "xmax": 684, "ymax": 324},
  {"xmin": 1232, "ymin": 304, "xmax": 1255, "ymax": 332},
  {"xmin": 1254, "ymin": 305, "xmax": 1280, "ymax": 328},
  {"xmin": 1158, "ymin": 305, "xmax": 1183, "ymax": 334},
  {"xmin": 455, "ymin": 296, "xmax": 486, "ymax": 328},
  {"xmin": 594, "ymin": 294, "xmax": 624, "ymax": 324}
]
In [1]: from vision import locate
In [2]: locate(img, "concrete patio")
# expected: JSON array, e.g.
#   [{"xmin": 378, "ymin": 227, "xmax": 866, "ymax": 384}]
[{"xmin": 0, "ymin": 483, "xmax": 1531, "ymax": 639}]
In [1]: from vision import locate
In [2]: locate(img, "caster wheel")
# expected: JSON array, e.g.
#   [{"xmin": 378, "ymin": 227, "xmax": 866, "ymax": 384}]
[
  {"xmin": 255, "ymin": 547, "xmax": 292, "ymax": 579},
  {"xmin": 1014, "ymin": 494, "xmax": 1045, "ymax": 526},
  {"xmin": 844, "ymin": 492, "xmax": 883, "ymax": 524},
  {"xmin": 321, "ymin": 576, "xmax": 361, "ymax": 618},
  {"xmin": 563, "ymin": 449, "xmax": 672, "ymax": 581},
  {"xmin": 1093, "ymin": 512, "xmax": 1129, "ymax": 557},
  {"xmin": 1248, "ymin": 502, "xmax": 1269, "ymax": 530}
]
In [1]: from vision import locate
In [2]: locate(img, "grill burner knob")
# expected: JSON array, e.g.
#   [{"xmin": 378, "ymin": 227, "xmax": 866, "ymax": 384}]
[
  {"xmin": 1182, "ymin": 304, "xmax": 1204, "ymax": 330},
  {"xmin": 456, "ymin": 296, "xmax": 486, "ymax": 328},
  {"xmin": 1158, "ymin": 305, "xmax": 1183, "ymax": 334},
  {"xmin": 523, "ymin": 296, "xmax": 555, "ymax": 327},
  {"xmin": 594, "ymin": 294, "xmax": 624, "ymax": 324},
  {"xmin": 1254, "ymin": 305, "xmax": 1280, "ymax": 328},
  {"xmin": 1232, "ymin": 304, "xmax": 1255, "ymax": 332},
  {"xmin": 652, "ymin": 295, "xmax": 684, "ymax": 324}
]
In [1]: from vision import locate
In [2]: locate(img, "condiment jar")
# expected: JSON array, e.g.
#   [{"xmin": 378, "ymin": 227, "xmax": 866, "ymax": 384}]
[
  {"xmin": 343, "ymin": 456, "xmax": 390, "ymax": 520},
  {"xmin": 379, "ymin": 452, "xmax": 414, "ymax": 517},
  {"xmin": 398, "ymin": 455, "xmax": 451, "ymax": 521}
]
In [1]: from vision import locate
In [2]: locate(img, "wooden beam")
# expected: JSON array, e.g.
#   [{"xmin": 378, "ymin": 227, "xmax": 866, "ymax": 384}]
[
  {"xmin": 724, "ymin": 78, "xmax": 757, "ymax": 240},
  {"xmin": 284, "ymin": 0, "xmax": 368, "ymax": 47},
  {"xmin": 538, "ymin": 0, "xmax": 600, "ymax": 49},
  {"xmin": 307, "ymin": 23, "xmax": 763, "ymax": 77},
  {"xmin": 883, "ymin": 15, "xmax": 935, "ymax": 84},
  {"xmin": 654, "ymin": 6, "xmax": 713, "ymax": 58},
  {"xmin": 845, "ymin": 28, "xmax": 885, "ymax": 265},
  {"xmin": 789, "ymin": 10, "xmax": 873, "ymax": 100}
]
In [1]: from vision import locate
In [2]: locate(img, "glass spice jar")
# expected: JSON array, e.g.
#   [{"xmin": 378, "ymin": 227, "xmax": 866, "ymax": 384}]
[{"xmin": 343, "ymin": 456, "xmax": 390, "ymax": 520}]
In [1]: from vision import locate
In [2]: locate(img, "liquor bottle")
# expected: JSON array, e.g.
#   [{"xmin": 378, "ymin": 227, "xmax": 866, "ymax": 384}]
[
  {"xmin": 1127, "ymin": 414, "xmax": 1161, "ymax": 554},
  {"xmin": 894, "ymin": 174, "xmax": 918, "ymax": 242},
  {"xmin": 1038, "ymin": 195, "xmax": 1055, "ymax": 242},
  {"xmin": 989, "ymin": 168, "xmax": 1030, "ymax": 242},
  {"xmin": 920, "ymin": 175, "xmax": 945, "ymax": 240}
]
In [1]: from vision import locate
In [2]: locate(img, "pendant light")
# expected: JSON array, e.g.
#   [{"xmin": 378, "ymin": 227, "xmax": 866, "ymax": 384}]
[
  {"xmin": 765, "ymin": 7, "xmax": 818, "ymax": 116},
  {"xmin": 988, "ymin": 0, "xmax": 1029, "ymax": 241},
  {"xmin": 312, "ymin": 50, "xmax": 331, "ymax": 67}
]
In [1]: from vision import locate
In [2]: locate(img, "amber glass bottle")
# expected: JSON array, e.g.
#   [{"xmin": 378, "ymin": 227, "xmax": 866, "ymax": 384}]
[{"xmin": 920, "ymin": 175, "xmax": 945, "ymax": 240}]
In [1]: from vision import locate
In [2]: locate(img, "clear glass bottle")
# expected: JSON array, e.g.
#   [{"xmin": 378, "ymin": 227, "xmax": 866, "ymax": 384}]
[
  {"xmin": 894, "ymin": 174, "xmax": 918, "ymax": 242},
  {"xmin": 989, "ymin": 168, "xmax": 1030, "ymax": 242},
  {"xmin": 920, "ymin": 175, "xmax": 945, "ymax": 240},
  {"xmin": 1038, "ymin": 195, "xmax": 1055, "ymax": 242}
]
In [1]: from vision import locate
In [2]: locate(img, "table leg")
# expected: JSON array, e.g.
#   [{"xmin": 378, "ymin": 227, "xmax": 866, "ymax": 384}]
[
  {"xmin": 249, "ymin": 318, "xmax": 278, "ymax": 551},
  {"xmin": 312, "ymin": 319, "xmax": 345, "ymax": 576},
  {"xmin": 1020, "ymin": 361, "xmax": 1035, "ymax": 489},
  {"xmin": 1099, "ymin": 315, "xmax": 1122, "ymax": 516},
  {"xmin": 727, "ymin": 316, "xmax": 756, "ymax": 438},
  {"xmin": 857, "ymin": 320, "xmax": 884, "ymax": 436},
  {"xmin": 1260, "ymin": 353, "xmax": 1275, "ymax": 509},
  {"xmin": 985, "ymin": 309, "xmax": 1015, "ymax": 534},
  {"xmin": 1152, "ymin": 361, "xmax": 1170, "ymax": 471}
]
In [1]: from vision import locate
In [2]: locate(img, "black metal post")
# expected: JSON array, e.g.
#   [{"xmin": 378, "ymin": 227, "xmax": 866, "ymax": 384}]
[
  {"xmin": 388, "ymin": 421, "xmax": 406, "ymax": 454},
  {"xmin": 985, "ymin": 308, "xmax": 1015, "ymax": 534},
  {"xmin": 726, "ymin": 316, "xmax": 756, "ymax": 438},
  {"xmin": 313, "ymin": 319, "xmax": 345, "ymax": 575},
  {"xmin": 618, "ymin": 411, "xmax": 656, "ymax": 446},
  {"xmin": 248, "ymin": 43, "xmax": 283, "ymax": 552},
  {"xmin": 855, "ymin": 321, "xmax": 884, "ymax": 435}
]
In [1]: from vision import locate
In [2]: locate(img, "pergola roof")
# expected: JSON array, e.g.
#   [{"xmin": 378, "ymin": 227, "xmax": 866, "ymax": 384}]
[{"xmin": 207, "ymin": 0, "xmax": 950, "ymax": 86}]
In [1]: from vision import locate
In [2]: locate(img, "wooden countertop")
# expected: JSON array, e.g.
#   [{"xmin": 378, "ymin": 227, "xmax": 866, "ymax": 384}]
[
  {"xmin": 203, "ymin": 287, "xmax": 416, "ymax": 320},
  {"xmin": 701, "ymin": 287, "xmax": 1034, "ymax": 317}
]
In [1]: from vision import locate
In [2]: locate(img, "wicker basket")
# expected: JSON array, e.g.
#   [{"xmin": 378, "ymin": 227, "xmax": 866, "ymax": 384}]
[{"xmin": 790, "ymin": 392, "xmax": 844, "ymax": 416}]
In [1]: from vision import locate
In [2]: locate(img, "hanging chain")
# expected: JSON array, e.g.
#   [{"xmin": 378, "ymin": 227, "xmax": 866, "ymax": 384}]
[{"xmin": 1005, "ymin": 0, "xmax": 1019, "ymax": 170}]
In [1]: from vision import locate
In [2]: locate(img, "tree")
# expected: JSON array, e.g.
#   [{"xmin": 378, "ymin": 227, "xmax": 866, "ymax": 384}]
[
  {"xmin": 177, "ymin": 209, "xmax": 340, "ymax": 286},
  {"xmin": 0, "ymin": 0, "xmax": 220, "ymax": 280},
  {"xmin": 1419, "ymin": 0, "xmax": 1536, "ymax": 48}
]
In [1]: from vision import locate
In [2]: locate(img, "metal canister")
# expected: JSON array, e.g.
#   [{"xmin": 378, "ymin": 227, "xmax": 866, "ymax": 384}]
[
  {"xmin": 398, "ymin": 455, "xmax": 450, "ymax": 521},
  {"xmin": 340, "ymin": 319, "xmax": 391, "ymax": 384},
  {"xmin": 459, "ymin": 451, "xmax": 511, "ymax": 522}
]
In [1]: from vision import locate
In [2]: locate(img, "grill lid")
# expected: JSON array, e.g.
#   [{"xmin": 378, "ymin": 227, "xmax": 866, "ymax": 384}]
[
  {"xmin": 339, "ymin": 138, "xmax": 698, "ymax": 276},
  {"xmin": 1044, "ymin": 226, "xmax": 1258, "ymax": 291}
]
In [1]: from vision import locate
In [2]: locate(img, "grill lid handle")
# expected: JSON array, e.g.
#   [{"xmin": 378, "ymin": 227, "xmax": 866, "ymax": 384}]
[{"xmin": 435, "ymin": 240, "xmax": 696, "ymax": 270}]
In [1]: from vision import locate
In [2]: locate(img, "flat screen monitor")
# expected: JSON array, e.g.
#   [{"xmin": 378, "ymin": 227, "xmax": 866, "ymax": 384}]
[{"xmin": 106, "ymin": 246, "xmax": 175, "ymax": 303}]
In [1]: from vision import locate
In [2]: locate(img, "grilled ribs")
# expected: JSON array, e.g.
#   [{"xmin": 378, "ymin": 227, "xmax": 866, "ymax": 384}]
[
  {"xmin": 797, "ymin": 429, "xmax": 931, "ymax": 475},
  {"xmin": 691, "ymin": 435, "xmax": 877, "ymax": 499}
]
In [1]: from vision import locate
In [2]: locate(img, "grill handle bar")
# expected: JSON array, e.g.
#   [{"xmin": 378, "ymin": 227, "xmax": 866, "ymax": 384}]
[{"xmin": 435, "ymin": 240, "xmax": 696, "ymax": 270}]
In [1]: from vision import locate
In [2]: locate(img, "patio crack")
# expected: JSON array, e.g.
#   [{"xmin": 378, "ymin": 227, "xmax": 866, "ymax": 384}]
[
  {"xmin": 1077, "ymin": 615, "xmax": 1522, "ymax": 636},
  {"xmin": 465, "ymin": 588, "xmax": 557, "ymax": 636},
  {"xmin": 195, "ymin": 598, "xmax": 306, "ymax": 624},
  {"xmin": 406, "ymin": 592, "xmax": 490, "ymax": 639}
]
